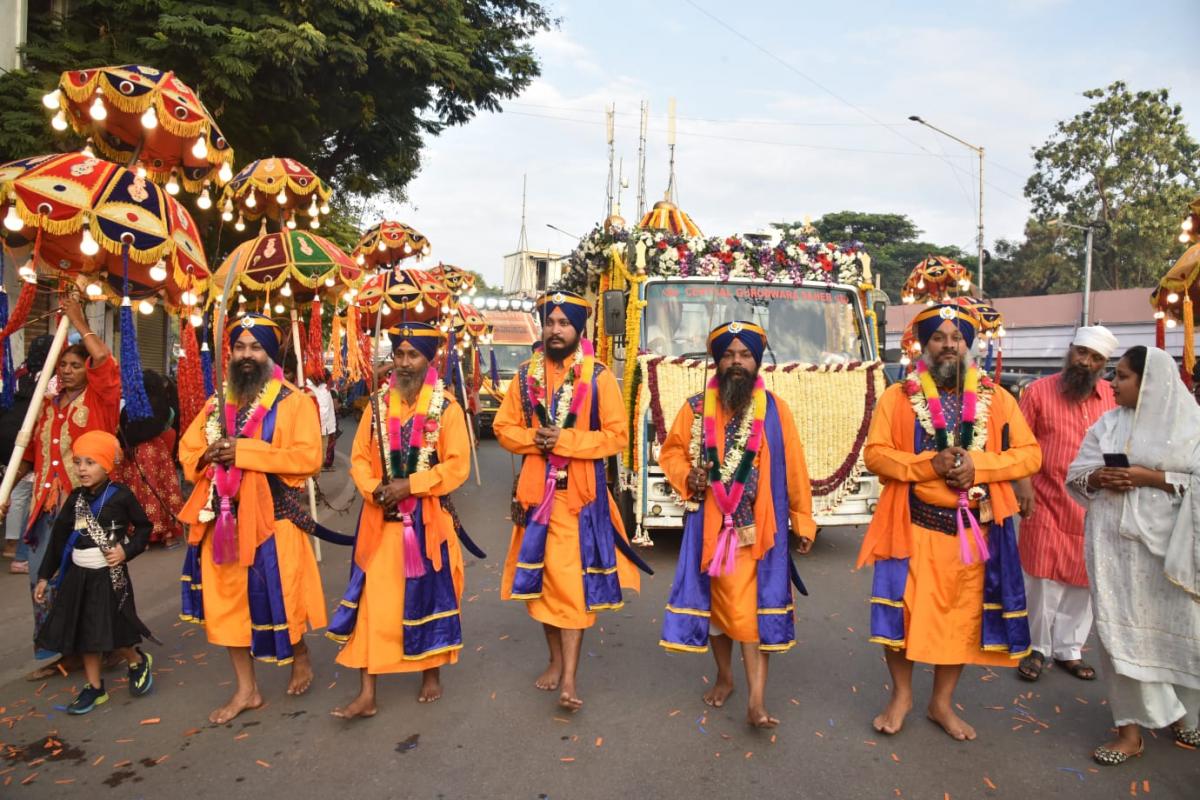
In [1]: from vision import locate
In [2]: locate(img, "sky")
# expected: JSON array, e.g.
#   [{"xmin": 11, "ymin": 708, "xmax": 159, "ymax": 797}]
[{"xmin": 378, "ymin": 0, "xmax": 1200, "ymax": 292}]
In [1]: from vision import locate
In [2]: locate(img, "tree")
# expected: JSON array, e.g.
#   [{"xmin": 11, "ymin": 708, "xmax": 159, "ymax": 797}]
[
  {"xmin": 800, "ymin": 211, "xmax": 971, "ymax": 296},
  {"xmin": 1025, "ymin": 81, "xmax": 1200, "ymax": 290},
  {"xmin": 987, "ymin": 220, "xmax": 1081, "ymax": 297},
  {"xmin": 0, "ymin": 0, "xmax": 551, "ymax": 199}
]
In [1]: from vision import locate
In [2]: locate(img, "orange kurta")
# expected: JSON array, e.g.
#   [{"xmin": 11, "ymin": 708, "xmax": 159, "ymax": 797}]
[
  {"xmin": 178, "ymin": 386, "xmax": 327, "ymax": 650},
  {"xmin": 857, "ymin": 382, "xmax": 1041, "ymax": 666},
  {"xmin": 335, "ymin": 395, "xmax": 471, "ymax": 673},
  {"xmin": 496, "ymin": 354, "xmax": 640, "ymax": 629},
  {"xmin": 658, "ymin": 392, "xmax": 815, "ymax": 642}
]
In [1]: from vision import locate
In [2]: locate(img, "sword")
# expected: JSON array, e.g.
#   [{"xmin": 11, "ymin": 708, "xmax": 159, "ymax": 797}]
[{"xmin": 211, "ymin": 248, "xmax": 243, "ymax": 436}]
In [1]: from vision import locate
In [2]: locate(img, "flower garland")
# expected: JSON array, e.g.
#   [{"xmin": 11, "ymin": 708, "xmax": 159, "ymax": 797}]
[
  {"xmin": 702, "ymin": 373, "xmax": 767, "ymax": 577},
  {"xmin": 528, "ymin": 340, "xmax": 596, "ymax": 526},
  {"xmin": 905, "ymin": 360, "xmax": 993, "ymax": 564},
  {"xmin": 378, "ymin": 366, "xmax": 446, "ymax": 578},
  {"xmin": 202, "ymin": 365, "xmax": 284, "ymax": 564},
  {"xmin": 904, "ymin": 361, "xmax": 994, "ymax": 452},
  {"xmin": 556, "ymin": 223, "xmax": 871, "ymax": 296}
]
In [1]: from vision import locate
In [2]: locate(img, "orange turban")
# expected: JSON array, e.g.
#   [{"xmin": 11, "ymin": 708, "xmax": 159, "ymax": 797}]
[{"xmin": 73, "ymin": 430, "xmax": 121, "ymax": 473}]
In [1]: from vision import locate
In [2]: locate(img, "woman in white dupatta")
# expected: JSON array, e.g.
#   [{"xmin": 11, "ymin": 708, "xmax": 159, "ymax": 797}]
[{"xmin": 1067, "ymin": 346, "xmax": 1200, "ymax": 765}]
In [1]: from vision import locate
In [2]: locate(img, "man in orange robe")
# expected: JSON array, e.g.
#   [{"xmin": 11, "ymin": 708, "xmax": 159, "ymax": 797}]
[
  {"xmin": 327, "ymin": 322, "xmax": 475, "ymax": 718},
  {"xmin": 496, "ymin": 290, "xmax": 643, "ymax": 711},
  {"xmin": 858, "ymin": 304, "xmax": 1041, "ymax": 741},
  {"xmin": 658, "ymin": 321, "xmax": 815, "ymax": 728},
  {"xmin": 178, "ymin": 313, "xmax": 326, "ymax": 724}
]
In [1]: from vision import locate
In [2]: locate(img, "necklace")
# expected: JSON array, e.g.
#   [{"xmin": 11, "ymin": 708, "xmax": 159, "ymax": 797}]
[{"xmin": 702, "ymin": 374, "xmax": 767, "ymax": 577}]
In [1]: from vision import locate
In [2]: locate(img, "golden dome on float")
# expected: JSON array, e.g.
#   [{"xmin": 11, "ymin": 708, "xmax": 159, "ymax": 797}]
[
  {"xmin": 638, "ymin": 198, "xmax": 702, "ymax": 237},
  {"xmin": 603, "ymin": 213, "xmax": 626, "ymax": 233}
]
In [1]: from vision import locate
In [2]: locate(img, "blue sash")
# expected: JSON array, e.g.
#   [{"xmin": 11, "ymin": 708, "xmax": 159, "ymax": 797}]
[{"xmin": 52, "ymin": 484, "xmax": 116, "ymax": 588}]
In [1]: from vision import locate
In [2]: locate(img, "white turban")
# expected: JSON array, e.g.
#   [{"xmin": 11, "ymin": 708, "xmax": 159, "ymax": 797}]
[{"xmin": 1071, "ymin": 325, "xmax": 1119, "ymax": 360}]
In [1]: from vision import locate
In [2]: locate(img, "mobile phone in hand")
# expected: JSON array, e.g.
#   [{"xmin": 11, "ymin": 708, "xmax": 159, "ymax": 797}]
[{"xmin": 1103, "ymin": 453, "xmax": 1131, "ymax": 468}]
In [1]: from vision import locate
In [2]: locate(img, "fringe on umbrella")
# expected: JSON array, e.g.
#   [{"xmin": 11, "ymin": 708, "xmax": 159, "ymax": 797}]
[{"xmin": 119, "ymin": 244, "xmax": 154, "ymax": 421}]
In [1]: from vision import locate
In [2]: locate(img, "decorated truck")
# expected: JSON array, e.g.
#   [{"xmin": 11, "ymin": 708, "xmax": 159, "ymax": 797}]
[{"xmin": 557, "ymin": 202, "xmax": 889, "ymax": 544}]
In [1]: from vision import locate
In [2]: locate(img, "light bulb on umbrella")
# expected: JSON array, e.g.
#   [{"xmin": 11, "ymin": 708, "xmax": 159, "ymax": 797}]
[
  {"xmin": 80, "ymin": 226, "xmax": 100, "ymax": 257},
  {"xmin": 3, "ymin": 206, "xmax": 23, "ymax": 232},
  {"xmin": 85, "ymin": 282, "xmax": 104, "ymax": 299},
  {"xmin": 276, "ymin": 188, "xmax": 288, "ymax": 205},
  {"xmin": 197, "ymin": 188, "xmax": 212, "ymax": 210},
  {"xmin": 88, "ymin": 96, "xmax": 107, "ymax": 120},
  {"xmin": 218, "ymin": 162, "xmax": 233, "ymax": 183},
  {"xmin": 189, "ymin": 313, "xmax": 203, "ymax": 327},
  {"xmin": 138, "ymin": 299, "xmax": 155, "ymax": 315},
  {"xmin": 246, "ymin": 190, "xmax": 257, "ymax": 208},
  {"xmin": 310, "ymin": 216, "xmax": 320, "ymax": 230},
  {"xmin": 191, "ymin": 136, "xmax": 208, "ymax": 159},
  {"xmin": 149, "ymin": 260, "xmax": 167, "ymax": 282},
  {"xmin": 280, "ymin": 283, "xmax": 293, "ymax": 298},
  {"xmin": 234, "ymin": 214, "xmax": 246, "ymax": 232},
  {"xmin": 51, "ymin": 111, "xmax": 68, "ymax": 131},
  {"xmin": 320, "ymin": 202, "xmax": 330, "ymax": 215},
  {"xmin": 140, "ymin": 106, "xmax": 158, "ymax": 129},
  {"xmin": 286, "ymin": 214, "xmax": 296, "ymax": 230},
  {"xmin": 165, "ymin": 173, "xmax": 180, "ymax": 195},
  {"xmin": 41, "ymin": 89, "xmax": 60, "ymax": 109}
]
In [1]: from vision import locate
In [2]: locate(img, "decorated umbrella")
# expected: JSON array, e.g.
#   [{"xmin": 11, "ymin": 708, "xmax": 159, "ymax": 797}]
[
  {"xmin": 899, "ymin": 255, "xmax": 974, "ymax": 305},
  {"xmin": 638, "ymin": 198, "xmax": 702, "ymax": 237},
  {"xmin": 1151, "ymin": 241, "xmax": 1200, "ymax": 384},
  {"xmin": 0, "ymin": 151, "xmax": 209, "ymax": 506},
  {"xmin": 352, "ymin": 220, "xmax": 430, "ymax": 268},
  {"xmin": 45, "ymin": 65, "xmax": 234, "ymax": 202},
  {"xmin": 220, "ymin": 157, "xmax": 332, "ymax": 232},
  {"xmin": 428, "ymin": 262, "xmax": 477, "ymax": 298}
]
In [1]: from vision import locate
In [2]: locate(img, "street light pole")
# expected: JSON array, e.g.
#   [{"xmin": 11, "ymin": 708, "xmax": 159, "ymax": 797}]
[
  {"xmin": 909, "ymin": 115, "xmax": 986, "ymax": 293},
  {"xmin": 1048, "ymin": 218, "xmax": 1096, "ymax": 327}
]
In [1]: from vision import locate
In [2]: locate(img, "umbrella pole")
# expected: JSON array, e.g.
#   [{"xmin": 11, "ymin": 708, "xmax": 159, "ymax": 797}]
[
  {"xmin": 0, "ymin": 316, "xmax": 69, "ymax": 508},
  {"xmin": 455, "ymin": 354, "xmax": 482, "ymax": 486},
  {"xmin": 370, "ymin": 301, "xmax": 386, "ymax": 391},
  {"xmin": 290, "ymin": 307, "xmax": 323, "ymax": 563}
]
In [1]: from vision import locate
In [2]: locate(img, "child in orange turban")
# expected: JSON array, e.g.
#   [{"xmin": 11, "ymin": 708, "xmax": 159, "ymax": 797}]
[{"xmin": 34, "ymin": 429, "xmax": 158, "ymax": 714}]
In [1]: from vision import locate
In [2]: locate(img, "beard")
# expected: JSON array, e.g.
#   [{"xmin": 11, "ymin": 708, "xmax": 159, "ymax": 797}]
[
  {"xmin": 718, "ymin": 366, "xmax": 756, "ymax": 413},
  {"xmin": 1059, "ymin": 355, "xmax": 1100, "ymax": 402},
  {"xmin": 928, "ymin": 354, "xmax": 967, "ymax": 389},
  {"xmin": 393, "ymin": 368, "xmax": 424, "ymax": 398},
  {"xmin": 230, "ymin": 357, "xmax": 271, "ymax": 404},
  {"xmin": 544, "ymin": 338, "xmax": 579, "ymax": 363}
]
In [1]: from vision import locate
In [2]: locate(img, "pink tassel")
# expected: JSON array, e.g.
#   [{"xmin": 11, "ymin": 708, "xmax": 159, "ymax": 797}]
[
  {"xmin": 532, "ymin": 454, "xmax": 567, "ymax": 525},
  {"xmin": 955, "ymin": 492, "xmax": 989, "ymax": 564},
  {"xmin": 213, "ymin": 498, "xmax": 237, "ymax": 564},
  {"xmin": 399, "ymin": 500, "xmax": 426, "ymax": 578},
  {"xmin": 707, "ymin": 516, "xmax": 738, "ymax": 577}
]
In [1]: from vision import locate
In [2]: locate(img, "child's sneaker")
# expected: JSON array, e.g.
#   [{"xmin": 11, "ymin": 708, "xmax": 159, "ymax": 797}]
[
  {"xmin": 67, "ymin": 682, "xmax": 108, "ymax": 715},
  {"xmin": 128, "ymin": 648, "xmax": 154, "ymax": 697}
]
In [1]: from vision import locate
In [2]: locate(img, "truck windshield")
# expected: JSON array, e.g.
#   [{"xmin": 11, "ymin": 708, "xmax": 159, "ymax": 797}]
[
  {"xmin": 642, "ymin": 281, "xmax": 867, "ymax": 364},
  {"xmin": 489, "ymin": 343, "xmax": 533, "ymax": 376}
]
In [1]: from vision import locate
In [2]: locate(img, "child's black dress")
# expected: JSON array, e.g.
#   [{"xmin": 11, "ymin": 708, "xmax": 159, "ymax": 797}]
[{"xmin": 36, "ymin": 482, "xmax": 154, "ymax": 654}]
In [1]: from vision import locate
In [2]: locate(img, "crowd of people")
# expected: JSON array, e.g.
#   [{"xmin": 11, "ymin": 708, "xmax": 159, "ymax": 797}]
[{"xmin": 0, "ymin": 289, "xmax": 1196, "ymax": 771}]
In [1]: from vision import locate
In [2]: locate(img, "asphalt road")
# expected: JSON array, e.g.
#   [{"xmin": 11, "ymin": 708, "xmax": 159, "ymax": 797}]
[{"xmin": 0, "ymin": 417, "xmax": 1196, "ymax": 798}]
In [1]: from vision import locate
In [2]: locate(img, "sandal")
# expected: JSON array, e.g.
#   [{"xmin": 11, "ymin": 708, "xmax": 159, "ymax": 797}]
[
  {"xmin": 1054, "ymin": 658, "xmax": 1097, "ymax": 681},
  {"xmin": 1172, "ymin": 723, "xmax": 1200, "ymax": 748},
  {"xmin": 1092, "ymin": 740, "xmax": 1144, "ymax": 766},
  {"xmin": 1017, "ymin": 650, "xmax": 1046, "ymax": 681}
]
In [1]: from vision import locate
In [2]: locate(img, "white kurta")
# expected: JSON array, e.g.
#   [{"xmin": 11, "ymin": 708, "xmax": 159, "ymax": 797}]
[{"xmin": 1069, "ymin": 404, "xmax": 1200, "ymax": 729}]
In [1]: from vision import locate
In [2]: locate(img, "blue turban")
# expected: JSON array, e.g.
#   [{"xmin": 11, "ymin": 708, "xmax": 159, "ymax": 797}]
[
  {"xmin": 708, "ymin": 320, "xmax": 767, "ymax": 366},
  {"xmin": 227, "ymin": 313, "xmax": 282, "ymax": 363},
  {"xmin": 535, "ymin": 290, "xmax": 589, "ymax": 335},
  {"xmin": 913, "ymin": 303, "xmax": 979, "ymax": 349},
  {"xmin": 387, "ymin": 321, "xmax": 441, "ymax": 362}
]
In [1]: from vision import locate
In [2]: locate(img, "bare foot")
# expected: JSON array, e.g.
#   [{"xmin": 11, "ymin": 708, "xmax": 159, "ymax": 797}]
[
  {"xmin": 535, "ymin": 662, "xmax": 562, "ymax": 692},
  {"xmin": 330, "ymin": 693, "xmax": 377, "ymax": 720},
  {"xmin": 702, "ymin": 677, "xmax": 735, "ymax": 708},
  {"xmin": 209, "ymin": 689, "xmax": 263, "ymax": 725},
  {"xmin": 417, "ymin": 669, "xmax": 442, "ymax": 703},
  {"xmin": 747, "ymin": 706, "xmax": 780, "ymax": 728},
  {"xmin": 927, "ymin": 704, "xmax": 977, "ymax": 741},
  {"xmin": 286, "ymin": 649, "xmax": 313, "ymax": 696},
  {"xmin": 872, "ymin": 694, "xmax": 913, "ymax": 735},
  {"xmin": 558, "ymin": 678, "xmax": 583, "ymax": 711}
]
